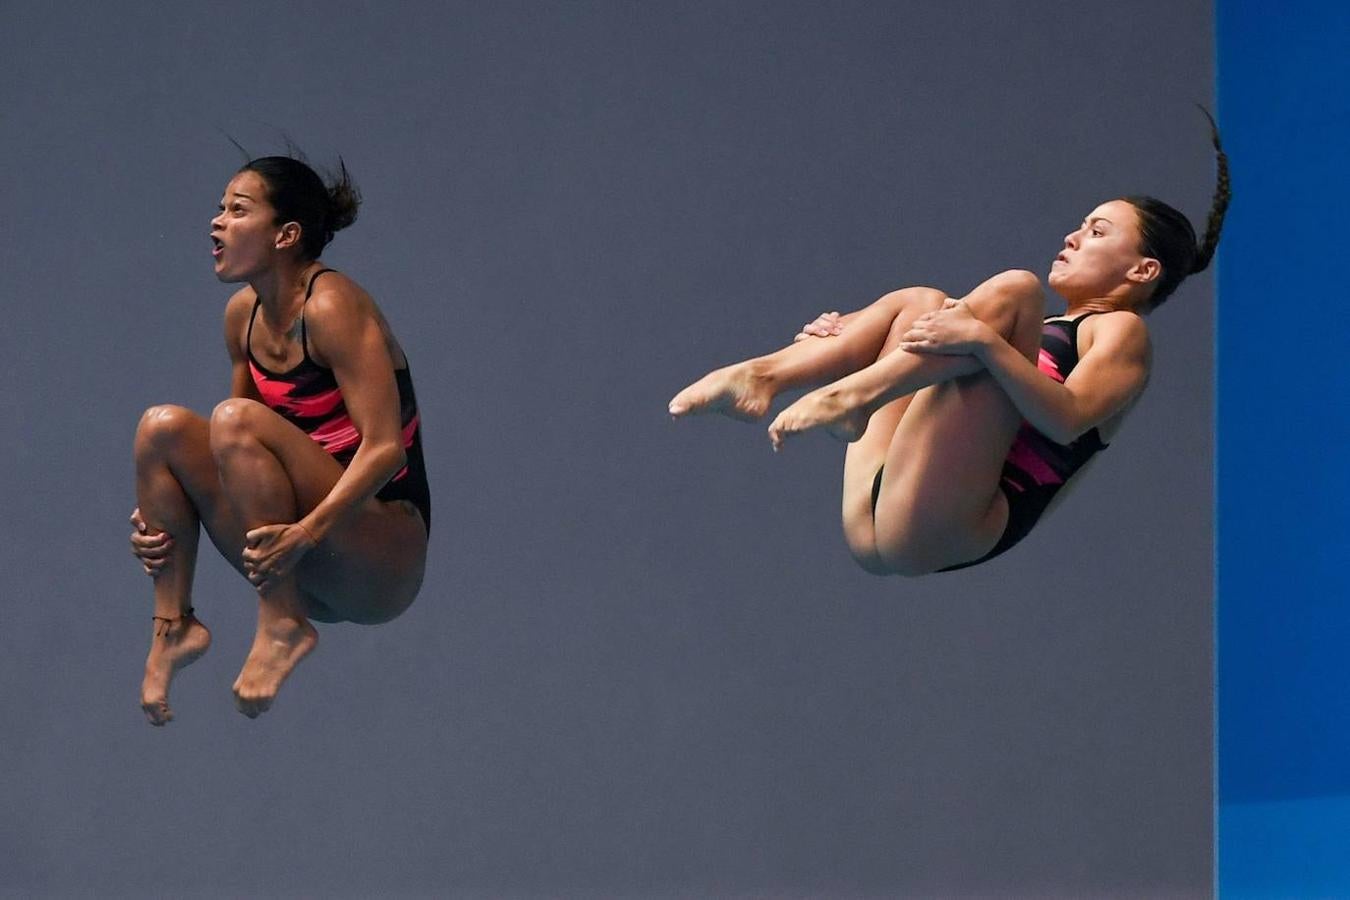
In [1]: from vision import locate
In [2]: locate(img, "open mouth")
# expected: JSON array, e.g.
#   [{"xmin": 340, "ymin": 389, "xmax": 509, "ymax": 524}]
[{"xmin": 211, "ymin": 236, "xmax": 224, "ymax": 259}]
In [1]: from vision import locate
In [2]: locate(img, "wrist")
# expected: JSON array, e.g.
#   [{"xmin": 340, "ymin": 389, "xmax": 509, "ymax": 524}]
[
  {"xmin": 296, "ymin": 518, "xmax": 325, "ymax": 545},
  {"xmin": 973, "ymin": 324, "xmax": 1000, "ymax": 360}
]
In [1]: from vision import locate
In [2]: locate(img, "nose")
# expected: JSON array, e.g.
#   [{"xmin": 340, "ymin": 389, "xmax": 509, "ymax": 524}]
[{"xmin": 1063, "ymin": 229, "xmax": 1080, "ymax": 250}]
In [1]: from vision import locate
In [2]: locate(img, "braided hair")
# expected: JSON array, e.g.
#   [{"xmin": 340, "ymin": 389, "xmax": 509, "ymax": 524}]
[
  {"xmin": 1121, "ymin": 107, "xmax": 1231, "ymax": 308},
  {"xmin": 239, "ymin": 154, "xmax": 361, "ymax": 260}
]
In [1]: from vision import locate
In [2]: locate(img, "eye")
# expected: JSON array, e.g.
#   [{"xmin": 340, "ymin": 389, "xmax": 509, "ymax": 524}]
[{"xmin": 1090, "ymin": 228, "xmax": 1104, "ymax": 237}]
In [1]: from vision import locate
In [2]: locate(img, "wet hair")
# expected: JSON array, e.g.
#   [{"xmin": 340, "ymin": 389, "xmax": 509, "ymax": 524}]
[
  {"xmin": 1120, "ymin": 108, "xmax": 1231, "ymax": 308},
  {"xmin": 238, "ymin": 154, "xmax": 361, "ymax": 260}
]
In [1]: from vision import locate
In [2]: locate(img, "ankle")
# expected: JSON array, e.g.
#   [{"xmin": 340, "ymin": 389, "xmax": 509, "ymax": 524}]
[
  {"xmin": 152, "ymin": 606, "xmax": 195, "ymax": 637},
  {"xmin": 745, "ymin": 357, "xmax": 781, "ymax": 392}
]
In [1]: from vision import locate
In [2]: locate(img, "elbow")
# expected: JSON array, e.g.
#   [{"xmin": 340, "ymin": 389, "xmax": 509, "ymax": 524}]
[
  {"xmin": 1046, "ymin": 426, "xmax": 1079, "ymax": 446},
  {"xmin": 1045, "ymin": 417, "xmax": 1094, "ymax": 446},
  {"xmin": 362, "ymin": 438, "xmax": 406, "ymax": 475}
]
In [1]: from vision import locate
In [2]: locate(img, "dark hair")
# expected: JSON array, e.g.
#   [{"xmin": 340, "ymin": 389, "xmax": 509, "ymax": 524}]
[
  {"xmin": 239, "ymin": 155, "xmax": 361, "ymax": 260},
  {"xmin": 1121, "ymin": 108, "xmax": 1231, "ymax": 308}
]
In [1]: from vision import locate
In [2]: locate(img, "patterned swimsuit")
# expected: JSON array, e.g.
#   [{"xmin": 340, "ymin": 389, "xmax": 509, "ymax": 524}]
[{"xmin": 246, "ymin": 268, "xmax": 431, "ymax": 531}]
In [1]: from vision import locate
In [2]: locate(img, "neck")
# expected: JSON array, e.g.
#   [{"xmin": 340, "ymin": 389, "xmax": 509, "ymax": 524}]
[
  {"xmin": 1061, "ymin": 282, "xmax": 1146, "ymax": 318},
  {"xmin": 250, "ymin": 258, "xmax": 321, "ymax": 328},
  {"xmin": 1063, "ymin": 297, "xmax": 1121, "ymax": 317}
]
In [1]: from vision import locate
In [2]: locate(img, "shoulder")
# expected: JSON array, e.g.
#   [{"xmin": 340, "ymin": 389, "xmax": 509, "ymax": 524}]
[
  {"xmin": 223, "ymin": 287, "xmax": 257, "ymax": 356},
  {"xmin": 1082, "ymin": 310, "xmax": 1151, "ymax": 362},
  {"xmin": 304, "ymin": 271, "xmax": 377, "ymax": 327},
  {"xmin": 302, "ymin": 272, "xmax": 383, "ymax": 364},
  {"xmin": 223, "ymin": 286, "xmax": 257, "ymax": 326}
]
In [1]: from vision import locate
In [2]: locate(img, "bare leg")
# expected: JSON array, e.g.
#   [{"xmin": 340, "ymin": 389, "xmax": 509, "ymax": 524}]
[
  {"xmin": 837, "ymin": 312, "xmax": 938, "ymax": 573},
  {"xmin": 131, "ymin": 398, "xmax": 425, "ymax": 722},
  {"xmin": 133, "ymin": 406, "xmax": 243, "ymax": 725},
  {"xmin": 668, "ymin": 288, "xmax": 946, "ymax": 421},
  {"xmin": 210, "ymin": 402, "xmax": 319, "ymax": 719},
  {"xmin": 208, "ymin": 398, "xmax": 427, "ymax": 717},
  {"xmin": 845, "ymin": 272, "xmax": 1045, "ymax": 574},
  {"xmin": 767, "ymin": 272, "xmax": 1042, "ymax": 449}
]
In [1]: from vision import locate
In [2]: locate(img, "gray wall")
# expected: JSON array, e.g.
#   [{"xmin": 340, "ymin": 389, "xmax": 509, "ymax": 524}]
[{"xmin": 1, "ymin": 2, "xmax": 1214, "ymax": 897}]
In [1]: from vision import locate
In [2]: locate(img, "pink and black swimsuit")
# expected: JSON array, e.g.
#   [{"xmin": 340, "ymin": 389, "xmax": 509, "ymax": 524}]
[
  {"xmin": 246, "ymin": 268, "xmax": 431, "ymax": 531},
  {"xmin": 872, "ymin": 312, "xmax": 1108, "ymax": 570}
]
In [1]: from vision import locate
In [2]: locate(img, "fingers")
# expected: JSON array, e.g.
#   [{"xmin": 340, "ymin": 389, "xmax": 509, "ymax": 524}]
[
  {"xmin": 899, "ymin": 324, "xmax": 937, "ymax": 352},
  {"xmin": 794, "ymin": 311, "xmax": 843, "ymax": 340},
  {"xmin": 242, "ymin": 550, "xmax": 275, "ymax": 589},
  {"xmin": 130, "ymin": 522, "xmax": 173, "ymax": 576},
  {"xmin": 131, "ymin": 531, "xmax": 173, "ymax": 555}
]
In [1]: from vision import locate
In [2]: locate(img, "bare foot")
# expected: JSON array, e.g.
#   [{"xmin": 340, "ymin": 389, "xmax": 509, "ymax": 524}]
[
  {"xmin": 767, "ymin": 386, "xmax": 872, "ymax": 451},
  {"xmin": 232, "ymin": 617, "xmax": 318, "ymax": 718},
  {"xmin": 669, "ymin": 361, "xmax": 776, "ymax": 422},
  {"xmin": 141, "ymin": 614, "xmax": 212, "ymax": 726}
]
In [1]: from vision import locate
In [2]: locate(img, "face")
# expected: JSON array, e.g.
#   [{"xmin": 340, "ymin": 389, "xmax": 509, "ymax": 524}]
[
  {"xmin": 1048, "ymin": 199, "xmax": 1158, "ymax": 303},
  {"xmin": 210, "ymin": 170, "xmax": 284, "ymax": 282}
]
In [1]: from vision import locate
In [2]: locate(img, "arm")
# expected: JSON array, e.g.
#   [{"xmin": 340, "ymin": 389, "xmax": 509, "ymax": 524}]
[
  {"xmin": 291, "ymin": 281, "xmax": 406, "ymax": 543},
  {"xmin": 847, "ymin": 271, "xmax": 1147, "ymax": 441},
  {"xmin": 972, "ymin": 312, "xmax": 1150, "ymax": 444}
]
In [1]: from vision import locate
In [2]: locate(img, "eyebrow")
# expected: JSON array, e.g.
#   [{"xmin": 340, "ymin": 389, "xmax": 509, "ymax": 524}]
[{"xmin": 1083, "ymin": 216, "xmax": 1114, "ymax": 227}]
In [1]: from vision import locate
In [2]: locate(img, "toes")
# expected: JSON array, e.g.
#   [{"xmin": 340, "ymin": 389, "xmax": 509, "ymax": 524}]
[
  {"xmin": 233, "ymin": 686, "xmax": 274, "ymax": 718},
  {"xmin": 142, "ymin": 699, "xmax": 172, "ymax": 726}
]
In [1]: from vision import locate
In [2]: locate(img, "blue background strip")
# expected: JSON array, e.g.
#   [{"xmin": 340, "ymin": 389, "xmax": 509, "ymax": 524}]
[{"xmin": 1218, "ymin": 0, "xmax": 1350, "ymax": 894}]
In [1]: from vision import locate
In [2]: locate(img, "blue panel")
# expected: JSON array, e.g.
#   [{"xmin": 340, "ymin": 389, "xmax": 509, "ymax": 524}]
[{"xmin": 1218, "ymin": 0, "xmax": 1350, "ymax": 893}]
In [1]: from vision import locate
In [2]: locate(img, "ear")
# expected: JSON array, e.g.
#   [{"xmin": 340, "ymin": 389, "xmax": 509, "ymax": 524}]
[
  {"xmin": 1127, "ymin": 257, "xmax": 1161, "ymax": 285},
  {"xmin": 274, "ymin": 221, "xmax": 303, "ymax": 251}
]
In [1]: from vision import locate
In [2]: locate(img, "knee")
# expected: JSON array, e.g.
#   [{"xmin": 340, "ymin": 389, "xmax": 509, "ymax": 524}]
[
  {"xmin": 209, "ymin": 398, "xmax": 264, "ymax": 458},
  {"xmin": 878, "ymin": 285, "xmax": 947, "ymax": 316},
  {"xmin": 986, "ymin": 269, "xmax": 1045, "ymax": 313},
  {"xmin": 135, "ymin": 405, "xmax": 196, "ymax": 457}
]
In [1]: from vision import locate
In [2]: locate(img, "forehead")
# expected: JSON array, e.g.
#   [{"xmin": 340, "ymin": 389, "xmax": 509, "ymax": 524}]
[
  {"xmin": 1085, "ymin": 199, "xmax": 1139, "ymax": 227},
  {"xmin": 222, "ymin": 169, "xmax": 269, "ymax": 201}
]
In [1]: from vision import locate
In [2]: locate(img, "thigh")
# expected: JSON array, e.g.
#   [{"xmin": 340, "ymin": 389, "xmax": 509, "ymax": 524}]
[
  {"xmin": 216, "ymin": 399, "xmax": 428, "ymax": 623},
  {"xmin": 840, "ymin": 290, "xmax": 946, "ymax": 566},
  {"xmin": 872, "ymin": 377, "xmax": 1020, "ymax": 570},
  {"xmin": 872, "ymin": 298, "xmax": 1043, "ymax": 572}
]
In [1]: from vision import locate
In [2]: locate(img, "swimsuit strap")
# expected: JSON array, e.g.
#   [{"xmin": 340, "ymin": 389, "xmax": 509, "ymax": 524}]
[
  {"xmin": 299, "ymin": 268, "xmax": 338, "ymax": 363},
  {"xmin": 1063, "ymin": 311, "xmax": 1107, "ymax": 350},
  {"xmin": 245, "ymin": 267, "xmax": 336, "ymax": 364},
  {"xmin": 246, "ymin": 298, "xmax": 261, "ymax": 360}
]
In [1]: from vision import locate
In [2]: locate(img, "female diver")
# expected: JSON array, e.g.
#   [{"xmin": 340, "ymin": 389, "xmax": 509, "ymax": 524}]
[
  {"xmin": 670, "ymin": 124, "xmax": 1227, "ymax": 576},
  {"xmin": 130, "ymin": 155, "xmax": 430, "ymax": 724}
]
